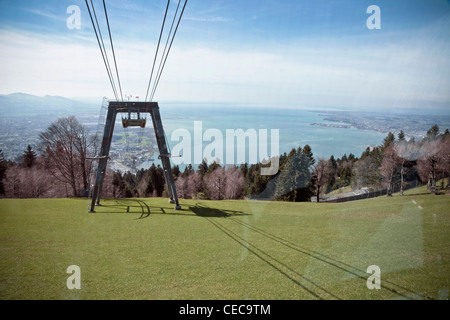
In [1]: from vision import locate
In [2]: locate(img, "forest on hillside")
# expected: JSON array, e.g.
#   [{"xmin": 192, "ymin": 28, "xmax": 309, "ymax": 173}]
[{"xmin": 1, "ymin": 116, "xmax": 449, "ymax": 202}]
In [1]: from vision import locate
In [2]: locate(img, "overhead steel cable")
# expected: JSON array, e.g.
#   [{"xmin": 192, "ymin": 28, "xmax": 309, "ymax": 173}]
[
  {"xmin": 149, "ymin": 0, "xmax": 188, "ymax": 102},
  {"xmin": 86, "ymin": 0, "xmax": 188, "ymax": 103},
  {"xmin": 103, "ymin": 0, "xmax": 124, "ymax": 101},
  {"xmin": 150, "ymin": 0, "xmax": 181, "ymax": 101},
  {"xmin": 89, "ymin": 0, "xmax": 119, "ymax": 101},
  {"xmin": 144, "ymin": 0, "xmax": 171, "ymax": 102},
  {"xmin": 85, "ymin": 0, "xmax": 119, "ymax": 101}
]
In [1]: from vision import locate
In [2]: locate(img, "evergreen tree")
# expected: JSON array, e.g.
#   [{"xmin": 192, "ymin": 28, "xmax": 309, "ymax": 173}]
[
  {"xmin": 123, "ymin": 171, "xmax": 136, "ymax": 188},
  {"xmin": 123, "ymin": 186, "xmax": 133, "ymax": 198},
  {"xmin": 426, "ymin": 124, "xmax": 440, "ymax": 140},
  {"xmin": 147, "ymin": 164, "xmax": 157, "ymax": 196},
  {"xmin": 279, "ymin": 152, "xmax": 288, "ymax": 168},
  {"xmin": 398, "ymin": 130, "xmax": 406, "ymax": 141},
  {"xmin": 147, "ymin": 164, "xmax": 165, "ymax": 197},
  {"xmin": 172, "ymin": 165, "xmax": 181, "ymax": 179},
  {"xmin": 248, "ymin": 173, "xmax": 266, "ymax": 196},
  {"xmin": 0, "ymin": 149, "xmax": 7, "ymax": 195},
  {"xmin": 22, "ymin": 145, "xmax": 37, "ymax": 168},
  {"xmin": 274, "ymin": 146, "xmax": 313, "ymax": 202},
  {"xmin": 382, "ymin": 132, "xmax": 395, "ymax": 150},
  {"xmin": 340, "ymin": 166, "xmax": 352, "ymax": 186},
  {"xmin": 246, "ymin": 165, "xmax": 272, "ymax": 198},
  {"xmin": 198, "ymin": 158, "xmax": 209, "ymax": 177},
  {"xmin": 443, "ymin": 128, "xmax": 450, "ymax": 137},
  {"xmin": 302, "ymin": 144, "xmax": 315, "ymax": 167},
  {"xmin": 136, "ymin": 168, "xmax": 146, "ymax": 184},
  {"xmin": 360, "ymin": 147, "xmax": 371, "ymax": 160},
  {"xmin": 239, "ymin": 163, "xmax": 249, "ymax": 179},
  {"xmin": 243, "ymin": 163, "xmax": 260, "ymax": 196},
  {"xmin": 155, "ymin": 165, "xmax": 165, "ymax": 196},
  {"xmin": 145, "ymin": 172, "xmax": 154, "ymax": 196},
  {"xmin": 352, "ymin": 147, "xmax": 383, "ymax": 190},
  {"xmin": 182, "ymin": 164, "xmax": 194, "ymax": 178},
  {"xmin": 112, "ymin": 171, "xmax": 123, "ymax": 198},
  {"xmin": 325, "ymin": 155, "xmax": 337, "ymax": 193},
  {"xmin": 207, "ymin": 160, "xmax": 221, "ymax": 175}
]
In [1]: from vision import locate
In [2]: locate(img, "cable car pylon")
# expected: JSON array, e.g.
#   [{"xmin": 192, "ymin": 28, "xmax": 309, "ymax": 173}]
[
  {"xmin": 84, "ymin": 0, "xmax": 188, "ymax": 212},
  {"xmin": 89, "ymin": 99, "xmax": 181, "ymax": 212}
]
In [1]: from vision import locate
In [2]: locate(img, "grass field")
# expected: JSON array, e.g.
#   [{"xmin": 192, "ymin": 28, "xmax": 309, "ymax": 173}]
[{"xmin": 0, "ymin": 186, "xmax": 449, "ymax": 300}]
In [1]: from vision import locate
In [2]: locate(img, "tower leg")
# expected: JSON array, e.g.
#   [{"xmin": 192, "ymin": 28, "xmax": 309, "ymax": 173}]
[
  {"xmin": 151, "ymin": 107, "xmax": 181, "ymax": 210},
  {"xmin": 90, "ymin": 107, "xmax": 116, "ymax": 212}
]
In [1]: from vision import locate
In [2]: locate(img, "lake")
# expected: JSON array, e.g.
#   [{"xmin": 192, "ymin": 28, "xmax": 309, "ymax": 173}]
[{"xmin": 156, "ymin": 104, "xmax": 387, "ymax": 165}]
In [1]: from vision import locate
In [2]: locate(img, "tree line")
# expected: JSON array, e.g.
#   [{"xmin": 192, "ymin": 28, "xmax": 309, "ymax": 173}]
[
  {"xmin": 311, "ymin": 126, "xmax": 450, "ymax": 201},
  {"xmin": 0, "ymin": 116, "xmax": 448, "ymax": 201}
]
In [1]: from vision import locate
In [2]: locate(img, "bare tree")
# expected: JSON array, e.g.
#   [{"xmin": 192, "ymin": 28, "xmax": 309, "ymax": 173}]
[
  {"xmin": 204, "ymin": 167, "xmax": 226, "ymax": 200},
  {"xmin": 175, "ymin": 175, "xmax": 188, "ymax": 199},
  {"xmin": 186, "ymin": 171, "xmax": 203, "ymax": 199},
  {"xmin": 380, "ymin": 144, "xmax": 399, "ymax": 196},
  {"xmin": 38, "ymin": 116, "xmax": 90, "ymax": 197},
  {"xmin": 4, "ymin": 165, "xmax": 21, "ymax": 198},
  {"xmin": 417, "ymin": 139, "xmax": 442, "ymax": 191},
  {"xmin": 311, "ymin": 158, "xmax": 327, "ymax": 202},
  {"xmin": 352, "ymin": 149, "xmax": 383, "ymax": 191},
  {"xmin": 395, "ymin": 139, "xmax": 420, "ymax": 195},
  {"xmin": 436, "ymin": 135, "xmax": 450, "ymax": 189},
  {"xmin": 0, "ymin": 149, "xmax": 9, "ymax": 195},
  {"xmin": 416, "ymin": 125, "xmax": 449, "ymax": 192},
  {"xmin": 100, "ymin": 170, "xmax": 117, "ymax": 198},
  {"xmin": 4, "ymin": 159, "xmax": 51, "ymax": 198},
  {"xmin": 225, "ymin": 166, "xmax": 245, "ymax": 199}
]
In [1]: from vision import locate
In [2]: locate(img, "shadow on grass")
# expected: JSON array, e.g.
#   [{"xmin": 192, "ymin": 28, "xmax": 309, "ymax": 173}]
[
  {"xmin": 95, "ymin": 199, "xmax": 154, "ymax": 219},
  {"xmin": 95, "ymin": 200, "xmax": 251, "ymax": 220},
  {"xmin": 92, "ymin": 199, "xmax": 425, "ymax": 299},
  {"xmin": 226, "ymin": 216, "xmax": 430, "ymax": 300},
  {"xmin": 191, "ymin": 202, "xmax": 428, "ymax": 299},
  {"xmin": 205, "ymin": 216, "xmax": 339, "ymax": 300},
  {"xmin": 189, "ymin": 203, "xmax": 251, "ymax": 218}
]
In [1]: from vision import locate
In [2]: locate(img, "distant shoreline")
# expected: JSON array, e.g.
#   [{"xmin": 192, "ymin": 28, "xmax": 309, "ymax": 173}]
[
  {"xmin": 310, "ymin": 123, "xmax": 352, "ymax": 129},
  {"xmin": 316, "ymin": 111, "xmax": 450, "ymax": 140}
]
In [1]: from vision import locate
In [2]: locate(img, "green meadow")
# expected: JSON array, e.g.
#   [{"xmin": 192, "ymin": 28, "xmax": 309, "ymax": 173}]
[{"xmin": 0, "ymin": 186, "xmax": 448, "ymax": 300}]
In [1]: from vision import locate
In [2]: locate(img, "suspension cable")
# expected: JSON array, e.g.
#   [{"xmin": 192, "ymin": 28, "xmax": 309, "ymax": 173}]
[
  {"xmin": 150, "ymin": 0, "xmax": 188, "ymax": 101},
  {"xmin": 103, "ymin": 0, "xmax": 124, "ymax": 101},
  {"xmin": 150, "ymin": 0, "xmax": 181, "ymax": 102},
  {"xmin": 89, "ymin": 0, "xmax": 119, "ymax": 101},
  {"xmin": 85, "ymin": 0, "xmax": 119, "ymax": 101},
  {"xmin": 144, "ymin": 0, "xmax": 171, "ymax": 102},
  {"xmin": 86, "ymin": 0, "xmax": 188, "ymax": 103}
]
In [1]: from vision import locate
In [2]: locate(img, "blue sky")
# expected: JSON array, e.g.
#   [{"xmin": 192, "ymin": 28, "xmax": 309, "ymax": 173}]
[{"xmin": 1, "ymin": 0, "xmax": 450, "ymax": 111}]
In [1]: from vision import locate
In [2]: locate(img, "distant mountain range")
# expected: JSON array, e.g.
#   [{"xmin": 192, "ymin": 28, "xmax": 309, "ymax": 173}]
[{"xmin": 0, "ymin": 93, "xmax": 99, "ymax": 116}]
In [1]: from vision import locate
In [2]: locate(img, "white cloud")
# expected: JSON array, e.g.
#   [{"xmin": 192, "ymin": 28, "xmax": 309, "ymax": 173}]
[
  {"xmin": 0, "ymin": 28, "xmax": 159, "ymax": 98},
  {"xmin": 21, "ymin": 7, "xmax": 67, "ymax": 23},
  {"xmin": 0, "ymin": 29, "xmax": 107, "ymax": 97},
  {"xmin": 154, "ymin": 36, "xmax": 450, "ymax": 108},
  {"xmin": 1, "ymin": 19, "xmax": 449, "ymax": 110}
]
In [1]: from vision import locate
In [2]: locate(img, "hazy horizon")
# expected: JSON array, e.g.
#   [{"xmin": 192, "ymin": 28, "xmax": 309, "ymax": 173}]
[
  {"xmin": 2, "ymin": 91, "xmax": 450, "ymax": 118},
  {"xmin": 1, "ymin": 1, "xmax": 450, "ymax": 113}
]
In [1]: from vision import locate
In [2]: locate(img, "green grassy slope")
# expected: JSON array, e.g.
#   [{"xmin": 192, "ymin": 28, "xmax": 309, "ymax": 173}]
[{"xmin": 0, "ymin": 188, "xmax": 449, "ymax": 300}]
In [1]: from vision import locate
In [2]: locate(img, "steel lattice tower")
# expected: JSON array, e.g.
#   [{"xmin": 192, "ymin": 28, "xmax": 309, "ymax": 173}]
[{"xmin": 89, "ymin": 100, "xmax": 181, "ymax": 212}]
